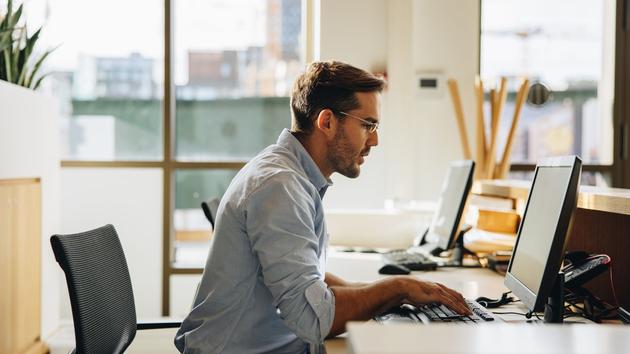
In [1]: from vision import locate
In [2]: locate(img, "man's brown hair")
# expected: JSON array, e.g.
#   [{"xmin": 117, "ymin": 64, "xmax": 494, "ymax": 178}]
[{"xmin": 290, "ymin": 61, "xmax": 386, "ymax": 134}]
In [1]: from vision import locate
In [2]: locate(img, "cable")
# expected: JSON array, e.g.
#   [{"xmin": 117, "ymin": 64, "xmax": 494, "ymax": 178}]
[
  {"xmin": 492, "ymin": 311, "xmax": 529, "ymax": 317},
  {"xmin": 476, "ymin": 291, "xmax": 515, "ymax": 309}
]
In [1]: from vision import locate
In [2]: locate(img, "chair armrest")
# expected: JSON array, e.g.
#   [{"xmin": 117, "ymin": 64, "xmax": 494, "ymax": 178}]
[{"xmin": 137, "ymin": 321, "xmax": 182, "ymax": 330}]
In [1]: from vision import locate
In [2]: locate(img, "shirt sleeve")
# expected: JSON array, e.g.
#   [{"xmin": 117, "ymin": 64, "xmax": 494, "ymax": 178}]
[{"xmin": 245, "ymin": 173, "xmax": 335, "ymax": 344}]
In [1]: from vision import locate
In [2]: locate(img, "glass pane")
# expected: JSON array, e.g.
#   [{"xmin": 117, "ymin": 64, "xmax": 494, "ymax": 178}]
[
  {"xmin": 173, "ymin": 169, "xmax": 239, "ymax": 267},
  {"xmin": 481, "ymin": 0, "xmax": 615, "ymax": 164},
  {"xmin": 22, "ymin": 0, "xmax": 163, "ymax": 160},
  {"xmin": 174, "ymin": 0, "xmax": 302, "ymax": 161}
]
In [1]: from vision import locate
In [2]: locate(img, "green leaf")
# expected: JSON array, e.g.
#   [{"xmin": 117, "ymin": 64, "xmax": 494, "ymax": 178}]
[
  {"xmin": 7, "ymin": 4, "xmax": 23, "ymax": 31},
  {"xmin": 10, "ymin": 27, "xmax": 24, "ymax": 83},
  {"xmin": 25, "ymin": 46, "xmax": 56, "ymax": 88},
  {"xmin": 24, "ymin": 27, "xmax": 41, "ymax": 60},
  {"xmin": 32, "ymin": 71, "xmax": 49, "ymax": 90},
  {"xmin": 4, "ymin": 49, "xmax": 12, "ymax": 82},
  {"xmin": 0, "ymin": 38, "xmax": 12, "ymax": 52}
]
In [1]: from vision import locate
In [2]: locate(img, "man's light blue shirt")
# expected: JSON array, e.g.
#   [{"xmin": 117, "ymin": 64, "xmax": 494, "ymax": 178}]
[{"xmin": 175, "ymin": 129, "xmax": 335, "ymax": 354}]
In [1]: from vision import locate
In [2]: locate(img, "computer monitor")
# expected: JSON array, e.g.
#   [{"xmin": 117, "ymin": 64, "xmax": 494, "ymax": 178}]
[
  {"xmin": 504, "ymin": 156, "xmax": 582, "ymax": 320},
  {"xmin": 419, "ymin": 160, "xmax": 475, "ymax": 255}
]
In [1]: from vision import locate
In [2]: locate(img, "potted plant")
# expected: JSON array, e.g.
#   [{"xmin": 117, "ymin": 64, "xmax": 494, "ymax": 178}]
[{"xmin": 0, "ymin": 0, "xmax": 54, "ymax": 89}]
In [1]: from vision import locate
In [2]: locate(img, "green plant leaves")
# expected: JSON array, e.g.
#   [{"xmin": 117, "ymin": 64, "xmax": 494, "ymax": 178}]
[{"xmin": 0, "ymin": 0, "xmax": 54, "ymax": 90}]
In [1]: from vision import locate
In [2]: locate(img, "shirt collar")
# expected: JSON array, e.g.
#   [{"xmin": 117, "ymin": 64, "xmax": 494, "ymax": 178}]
[{"xmin": 277, "ymin": 129, "xmax": 333, "ymax": 197}]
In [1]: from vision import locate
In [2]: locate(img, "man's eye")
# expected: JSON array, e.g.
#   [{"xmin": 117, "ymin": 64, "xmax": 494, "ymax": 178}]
[{"xmin": 362, "ymin": 123, "xmax": 373, "ymax": 128}]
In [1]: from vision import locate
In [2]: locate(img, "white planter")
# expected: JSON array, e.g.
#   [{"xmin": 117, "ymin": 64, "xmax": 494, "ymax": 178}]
[{"xmin": 0, "ymin": 80, "xmax": 61, "ymax": 338}]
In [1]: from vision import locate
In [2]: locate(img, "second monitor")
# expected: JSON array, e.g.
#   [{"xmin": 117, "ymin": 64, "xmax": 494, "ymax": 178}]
[
  {"xmin": 381, "ymin": 160, "xmax": 475, "ymax": 271},
  {"xmin": 418, "ymin": 159, "xmax": 475, "ymax": 256}
]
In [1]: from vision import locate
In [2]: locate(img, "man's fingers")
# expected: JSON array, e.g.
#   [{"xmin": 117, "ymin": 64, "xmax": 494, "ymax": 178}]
[{"xmin": 437, "ymin": 285, "xmax": 471, "ymax": 315}]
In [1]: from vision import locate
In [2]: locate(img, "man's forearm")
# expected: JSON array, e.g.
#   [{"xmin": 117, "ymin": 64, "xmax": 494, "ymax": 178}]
[
  {"xmin": 325, "ymin": 272, "xmax": 368, "ymax": 288},
  {"xmin": 327, "ymin": 277, "xmax": 407, "ymax": 337},
  {"xmin": 326, "ymin": 276, "xmax": 471, "ymax": 338}
]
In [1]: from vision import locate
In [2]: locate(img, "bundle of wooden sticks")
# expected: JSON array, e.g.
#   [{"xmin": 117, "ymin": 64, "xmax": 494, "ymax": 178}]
[{"xmin": 447, "ymin": 76, "xmax": 530, "ymax": 180}]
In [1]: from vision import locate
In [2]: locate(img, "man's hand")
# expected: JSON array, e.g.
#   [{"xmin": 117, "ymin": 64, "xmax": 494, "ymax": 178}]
[
  {"xmin": 400, "ymin": 277, "xmax": 471, "ymax": 316},
  {"xmin": 328, "ymin": 276, "xmax": 470, "ymax": 337}
]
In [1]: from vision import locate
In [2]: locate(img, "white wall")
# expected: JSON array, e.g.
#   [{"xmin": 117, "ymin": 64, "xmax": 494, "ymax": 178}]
[
  {"xmin": 410, "ymin": 0, "xmax": 480, "ymax": 200},
  {"xmin": 0, "ymin": 81, "xmax": 61, "ymax": 338},
  {"xmin": 316, "ymin": 0, "xmax": 389, "ymax": 209},
  {"xmin": 316, "ymin": 0, "xmax": 480, "ymax": 208},
  {"xmin": 59, "ymin": 168, "xmax": 163, "ymax": 319}
]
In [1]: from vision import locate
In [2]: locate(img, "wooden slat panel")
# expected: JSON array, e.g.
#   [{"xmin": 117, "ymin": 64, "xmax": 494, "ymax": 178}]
[
  {"xmin": 0, "ymin": 179, "xmax": 44, "ymax": 354},
  {"xmin": 14, "ymin": 182, "xmax": 41, "ymax": 353},
  {"xmin": 0, "ymin": 184, "xmax": 15, "ymax": 353}
]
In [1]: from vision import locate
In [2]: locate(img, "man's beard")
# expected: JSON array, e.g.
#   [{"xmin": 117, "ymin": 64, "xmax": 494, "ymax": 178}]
[{"xmin": 327, "ymin": 126, "xmax": 361, "ymax": 178}]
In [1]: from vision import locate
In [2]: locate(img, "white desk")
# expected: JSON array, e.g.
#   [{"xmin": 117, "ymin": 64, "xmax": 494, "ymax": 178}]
[
  {"xmin": 347, "ymin": 323, "xmax": 630, "ymax": 354},
  {"xmin": 325, "ymin": 252, "xmax": 630, "ymax": 354}
]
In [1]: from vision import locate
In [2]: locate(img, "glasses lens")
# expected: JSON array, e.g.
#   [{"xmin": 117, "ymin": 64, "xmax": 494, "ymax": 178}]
[{"xmin": 370, "ymin": 123, "xmax": 378, "ymax": 133}]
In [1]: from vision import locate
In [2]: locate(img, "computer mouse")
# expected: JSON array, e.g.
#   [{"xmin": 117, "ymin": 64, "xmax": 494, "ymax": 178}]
[{"xmin": 378, "ymin": 263, "xmax": 411, "ymax": 275}]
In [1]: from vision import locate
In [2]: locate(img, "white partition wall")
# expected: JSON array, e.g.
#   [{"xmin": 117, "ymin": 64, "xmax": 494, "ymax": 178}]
[{"xmin": 0, "ymin": 81, "xmax": 61, "ymax": 338}]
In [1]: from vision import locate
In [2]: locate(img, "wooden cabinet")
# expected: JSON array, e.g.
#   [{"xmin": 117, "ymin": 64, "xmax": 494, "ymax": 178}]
[{"xmin": 0, "ymin": 178, "xmax": 47, "ymax": 354}]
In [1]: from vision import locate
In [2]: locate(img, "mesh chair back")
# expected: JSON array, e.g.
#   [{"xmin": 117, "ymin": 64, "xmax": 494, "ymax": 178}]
[{"xmin": 51, "ymin": 224, "xmax": 137, "ymax": 354}]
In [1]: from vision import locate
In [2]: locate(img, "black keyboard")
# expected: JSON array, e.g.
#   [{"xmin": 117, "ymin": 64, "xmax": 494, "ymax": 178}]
[
  {"xmin": 382, "ymin": 250, "xmax": 438, "ymax": 271},
  {"xmin": 376, "ymin": 299, "xmax": 502, "ymax": 324}
]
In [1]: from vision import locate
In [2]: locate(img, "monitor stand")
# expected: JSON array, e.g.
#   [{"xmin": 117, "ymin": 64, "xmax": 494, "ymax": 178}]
[
  {"xmin": 544, "ymin": 272, "xmax": 565, "ymax": 323},
  {"xmin": 443, "ymin": 228, "xmax": 476, "ymax": 266},
  {"xmin": 527, "ymin": 272, "xmax": 565, "ymax": 324},
  {"xmin": 432, "ymin": 226, "xmax": 479, "ymax": 268}
]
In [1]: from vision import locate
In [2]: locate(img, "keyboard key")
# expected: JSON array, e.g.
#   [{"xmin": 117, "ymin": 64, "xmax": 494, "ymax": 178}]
[{"xmin": 376, "ymin": 299, "xmax": 501, "ymax": 325}]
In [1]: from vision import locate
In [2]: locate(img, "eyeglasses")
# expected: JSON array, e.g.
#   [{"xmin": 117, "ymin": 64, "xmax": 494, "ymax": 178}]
[{"xmin": 336, "ymin": 111, "xmax": 379, "ymax": 134}]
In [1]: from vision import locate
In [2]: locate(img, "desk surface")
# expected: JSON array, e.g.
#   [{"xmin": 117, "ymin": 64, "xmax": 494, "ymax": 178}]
[
  {"xmin": 326, "ymin": 252, "xmax": 630, "ymax": 354},
  {"xmin": 347, "ymin": 322, "xmax": 630, "ymax": 354},
  {"xmin": 327, "ymin": 252, "xmax": 509, "ymax": 298}
]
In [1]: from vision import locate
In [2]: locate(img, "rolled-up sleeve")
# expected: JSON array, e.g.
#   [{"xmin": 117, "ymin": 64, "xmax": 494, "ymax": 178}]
[{"xmin": 245, "ymin": 174, "xmax": 335, "ymax": 344}]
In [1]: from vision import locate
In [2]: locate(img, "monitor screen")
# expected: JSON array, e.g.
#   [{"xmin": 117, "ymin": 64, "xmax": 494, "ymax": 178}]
[
  {"xmin": 505, "ymin": 156, "xmax": 581, "ymax": 312},
  {"xmin": 427, "ymin": 160, "xmax": 474, "ymax": 251}
]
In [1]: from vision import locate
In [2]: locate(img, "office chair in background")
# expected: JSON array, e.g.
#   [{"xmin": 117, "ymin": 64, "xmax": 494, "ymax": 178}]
[
  {"xmin": 51, "ymin": 224, "xmax": 181, "ymax": 354},
  {"xmin": 201, "ymin": 197, "xmax": 220, "ymax": 228}
]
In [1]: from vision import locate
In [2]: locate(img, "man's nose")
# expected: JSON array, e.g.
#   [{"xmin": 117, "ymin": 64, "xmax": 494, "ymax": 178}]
[{"xmin": 368, "ymin": 130, "xmax": 379, "ymax": 147}]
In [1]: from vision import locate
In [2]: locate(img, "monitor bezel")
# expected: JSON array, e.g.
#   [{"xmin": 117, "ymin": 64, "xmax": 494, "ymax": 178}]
[
  {"xmin": 504, "ymin": 155, "xmax": 582, "ymax": 312},
  {"xmin": 431, "ymin": 160, "xmax": 476, "ymax": 251}
]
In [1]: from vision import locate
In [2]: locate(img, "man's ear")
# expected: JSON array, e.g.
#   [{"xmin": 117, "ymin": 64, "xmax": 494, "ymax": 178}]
[{"xmin": 315, "ymin": 109, "xmax": 336, "ymax": 139}]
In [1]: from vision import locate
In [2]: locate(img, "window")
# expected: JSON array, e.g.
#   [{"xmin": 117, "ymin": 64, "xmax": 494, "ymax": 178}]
[
  {"xmin": 480, "ymin": 0, "xmax": 616, "ymax": 186},
  {"xmin": 25, "ymin": 0, "xmax": 164, "ymax": 161},
  {"xmin": 172, "ymin": 0, "xmax": 303, "ymax": 270},
  {"xmin": 173, "ymin": 0, "xmax": 301, "ymax": 161}
]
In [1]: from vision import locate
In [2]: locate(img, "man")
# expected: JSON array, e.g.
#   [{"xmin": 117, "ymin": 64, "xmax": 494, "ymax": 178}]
[{"xmin": 175, "ymin": 61, "xmax": 470, "ymax": 354}]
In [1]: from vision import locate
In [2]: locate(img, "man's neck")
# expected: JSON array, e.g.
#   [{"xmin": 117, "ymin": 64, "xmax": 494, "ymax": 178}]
[{"xmin": 290, "ymin": 130, "xmax": 333, "ymax": 178}]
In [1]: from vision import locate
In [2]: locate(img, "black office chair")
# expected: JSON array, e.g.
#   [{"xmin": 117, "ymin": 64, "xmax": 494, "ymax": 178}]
[
  {"xmin": 201, "ymin": 197, "xmax": 220, "ymax": 228},
  {"xmin": 51, "ymin": 224, "xmax": 180, "ymax": 354}
]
